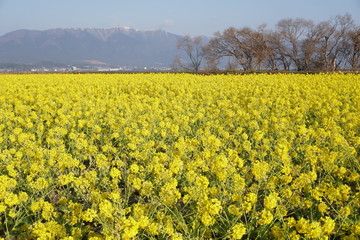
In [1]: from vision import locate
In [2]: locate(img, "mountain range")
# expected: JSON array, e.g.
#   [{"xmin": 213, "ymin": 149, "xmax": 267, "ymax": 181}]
[{"xmin": 0, "ymin": 27, "xmax": 184, "ymax": 68}]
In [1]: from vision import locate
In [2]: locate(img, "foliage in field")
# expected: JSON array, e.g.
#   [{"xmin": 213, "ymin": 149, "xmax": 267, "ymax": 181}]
[{"xmin": 0, "ymin": 73, "xmax": 359, "ymax": 239}]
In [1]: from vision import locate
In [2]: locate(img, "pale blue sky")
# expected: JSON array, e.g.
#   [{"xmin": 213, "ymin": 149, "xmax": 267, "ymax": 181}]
[{"xmin": 0, "ymin": 0, "xmax": 359, "ymax": 36}]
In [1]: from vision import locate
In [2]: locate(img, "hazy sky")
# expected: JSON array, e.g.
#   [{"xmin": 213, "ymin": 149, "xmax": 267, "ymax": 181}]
[{"xmin": 0, "ymin": 0, "xmax": 359, "ymax": 36}]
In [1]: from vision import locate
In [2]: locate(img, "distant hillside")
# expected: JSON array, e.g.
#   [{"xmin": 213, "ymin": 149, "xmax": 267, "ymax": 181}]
[{"xmin": 0, "ymin": 27, "xmax": 183, "ymax": 67}]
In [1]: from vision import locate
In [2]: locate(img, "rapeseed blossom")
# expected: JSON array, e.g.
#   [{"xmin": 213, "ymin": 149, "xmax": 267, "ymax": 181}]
[
  {"xmin": 0, "ymin": 73, "xmax": 359, "ymax": 239},
  {"xmin": 230, "ymin": 223, "xmax": 246, "ymax": 239}
]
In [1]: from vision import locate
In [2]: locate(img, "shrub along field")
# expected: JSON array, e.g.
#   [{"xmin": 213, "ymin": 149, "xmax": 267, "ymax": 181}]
[{"xmin": 0, "ymin": 73, "xmax": 359, "ymax": 239}]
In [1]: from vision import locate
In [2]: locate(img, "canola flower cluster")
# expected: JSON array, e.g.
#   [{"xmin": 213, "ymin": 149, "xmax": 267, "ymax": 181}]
[{"xmin": 0, "ymin": 73, "xmax": 359, "ymax": 239}]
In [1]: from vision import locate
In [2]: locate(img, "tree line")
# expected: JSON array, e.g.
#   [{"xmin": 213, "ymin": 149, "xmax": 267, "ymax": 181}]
[{"xmin": 173, "ymin": 14, "xmax": 360, "ymax": 72}]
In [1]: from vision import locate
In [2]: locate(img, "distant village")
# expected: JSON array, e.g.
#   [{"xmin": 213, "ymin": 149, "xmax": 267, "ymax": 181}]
[{"xmin": 0, "ymin": 65, "xmax": 172, "ymax": 73}]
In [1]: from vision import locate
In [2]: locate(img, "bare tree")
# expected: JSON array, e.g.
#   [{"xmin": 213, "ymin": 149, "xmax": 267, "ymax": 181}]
[
  {"xmin": 333, "ymin": 14, "xmax": 356, "ymax": 70},
  {"xmin": 203, "ymin": 54, "xmax": 220, "ymax": 71},
  {"xmin": 300, "ymin": 22, "xmax": 326, "ymax": 71},
  {"xmin": 275, "ymin": 18, "xmax": 313, "ymax": 70},
  {"xmin": 205, "ymin": 28, "xmax": 241, "ymax": 69},
  {"xmin": 267, "ymin": 31, "xmax": 290, "ymax": 70},
  {"xmin": 311, "ymin": 14, "xmax": 355, "ymax": 71},
  {"xmin": 346, "ymin": 27, "xmax": 360, "ymax": 70},
  {"xmin": 205, "ymin": 27, "xmax": 270, "ymax": 71},
  {"xmin": 199, "ymin": 13, "xmax": 359, "ymax": 72},
  {"xmin": 252, "ymin": 25, "xmax": 273, "ymax": 70},
  {"xmin": 173, "ymin": 35, "xmax": 206, "ymax": 72},
  {"xmin": 301, "ymin": 37, "xmax": 319, "ymax": 71}
]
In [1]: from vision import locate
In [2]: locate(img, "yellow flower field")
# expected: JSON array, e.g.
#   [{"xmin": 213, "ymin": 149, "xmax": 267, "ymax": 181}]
[{"xmin": 0, "ymin": 73, "xmax": 359, "ymax": 239}]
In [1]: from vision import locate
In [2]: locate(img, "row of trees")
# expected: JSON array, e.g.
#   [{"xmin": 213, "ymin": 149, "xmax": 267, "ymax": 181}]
[{"xmin": 173, "ymin": 14, "xmax": 360, "ymax": 72}]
